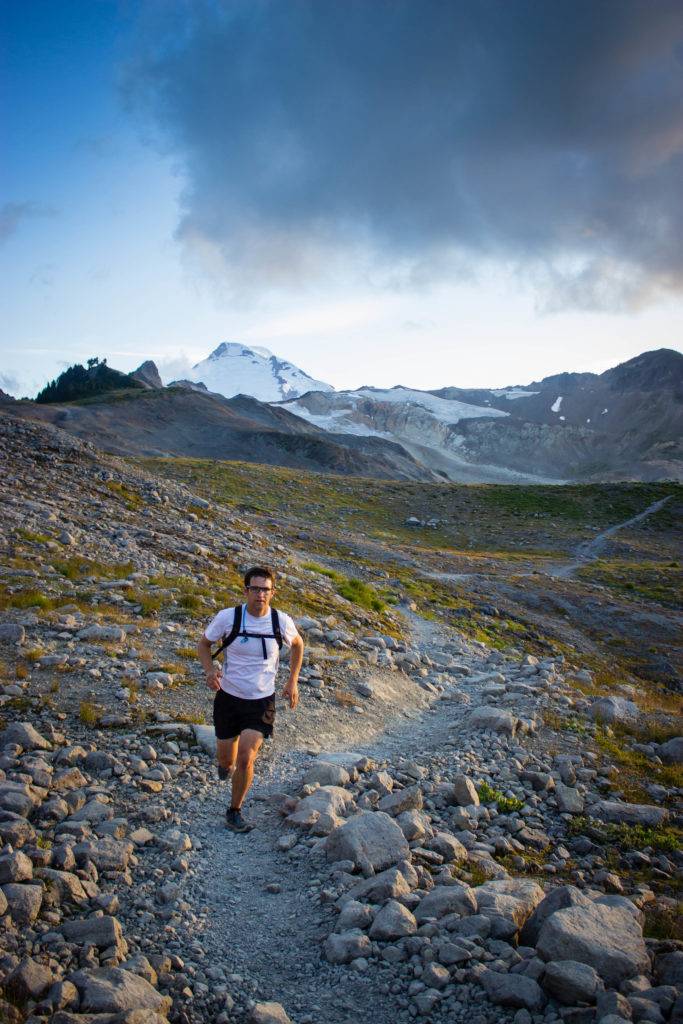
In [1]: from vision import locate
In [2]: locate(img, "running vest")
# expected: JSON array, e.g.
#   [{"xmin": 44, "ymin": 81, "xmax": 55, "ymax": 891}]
[{"xmin": 211, "ymin": 605, "xmax": 283, "ymax": 661}]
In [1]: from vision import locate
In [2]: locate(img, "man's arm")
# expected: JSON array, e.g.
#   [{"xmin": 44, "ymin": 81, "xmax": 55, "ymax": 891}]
[
  {"xmin": 282, "ymin": 633, "xmax": 304, "ymax": 709},
  {"xmin": 197, "ymin": 636, "xmax": 221, "ymax": 691}
]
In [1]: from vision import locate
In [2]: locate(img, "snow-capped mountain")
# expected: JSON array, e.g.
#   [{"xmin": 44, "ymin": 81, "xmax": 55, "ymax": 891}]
[{"xmin": 189, "ymin": 342, "xmax": 333, "ymax": 402}]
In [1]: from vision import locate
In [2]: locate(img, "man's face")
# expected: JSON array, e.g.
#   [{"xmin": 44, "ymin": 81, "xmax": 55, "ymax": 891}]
[{"xmin": 244, "ymin": 576, "xmax": 274, "ymax": 616}]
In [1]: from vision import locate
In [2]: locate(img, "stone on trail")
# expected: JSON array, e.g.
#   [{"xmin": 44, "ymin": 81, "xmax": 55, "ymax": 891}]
[
  {"xmin": 428, "ymin": 831, "xmax": 468, "ymax": 863},
  {"xmin": 0, "ymin": 624, "xmax": 25, "ymax": 644},
  {"xmin": 369, "ymin": 899, "xmax": 418, "ymax": 940},
  {"xmin": 303, "ymin": 761, "xmax": 350, "ymax": 787},
  {"xmin": 658, "ymin": 736, "xmax": 683, "ymax": 765},
  {"xmin": 3, "ymin": 957, "xmax": 53, "ymax": 1003},
  {"xmin": 324, "ymin": 811, "xmax": 409, "ymax": 874},
  {"xmin": 474, "ymin": 879, "xmax": 545, "ymax": 939},
  {"xmin": 287, "ymin": 785, "xmax": 355, "ymax": 833},
  {"xmin": 468, "ymin": 707, "xmax": 519, "ymax": 735},
  {"xmin": 535, "ymin": 899, "xmax": 650, "ymax": 987},
  {"xmin": 555, "ymin": 781, "xmax": 585, "ymax": 814},
  {"xmin": 593, "ymin": 800, "xmax": 668, "ymax": 827},
  {"xmin": 451, "ymin": 774, "xmax": 480, "ymax": 806},
  {"xmin": 2, "ymin": 882, "xmax": 43, "ymax": 926},
  {"xmin": 480, "ymin": 970, "xmax": 546, "ymax": 1012},
  {"xmin": 76, "ymin": 624, "xmax": 126, "ymax": 642},
  {"xmin": 250, "ymin": 1002, "xmax": 292, "ymax": 1024},
  {"xmin": 324, "ymin": 930, "xmax": 372, "ymax": 964},
  {"xmin": 589, "ymin": 696, "xmax": 641, "ymax": 726},
  {"xmin": 377, "ymin": 784, "xmax": 423, "ymax": 816},
  {"xmin": 414, "ymin": 883, "xmax": 477, "ymax": 922},
  {"xmin": 70, "ymin": 968, "xmax": 171, "ymax": 1015},
  {"xmin": 520, "ymin": 885, "xmax": 589, "ymax": 947},
  {"xmin": 542, "ymin": 960, "xmax": 602, "ymax": 1004},
  {"xmin": 192, "ymin": 724, "xmax": 216, "ymax": 755},
  {"xmin": 61, "ymin": 915, "xmax": 126, "ymax": 955},
  {"xmin": 0, "ymin": 721, "xmax": 51, "ymax": 750},
  {"xmin": 345, "ymin": 865, "xmax": 414, "ymax": 904}
]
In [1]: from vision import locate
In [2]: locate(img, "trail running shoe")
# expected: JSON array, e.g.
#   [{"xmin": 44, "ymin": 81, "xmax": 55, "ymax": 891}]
[{"xmin": 225, "ymin": 808, "xmax": 252, "ymax": 832}]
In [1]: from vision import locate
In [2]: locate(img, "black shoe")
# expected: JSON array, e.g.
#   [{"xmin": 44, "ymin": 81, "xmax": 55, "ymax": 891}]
[
  {"xmin": 218, "ymin": 766, "xmax": 230, "ymax": 781},
  {"xmin": 225, "ymin": 808, "xmax": 252, "ymax": 832}
]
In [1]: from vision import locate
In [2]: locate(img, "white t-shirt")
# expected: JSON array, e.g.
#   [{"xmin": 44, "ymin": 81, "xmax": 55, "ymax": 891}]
[{"xmin": 204, "ymin": 606, "xmax": 299, "ymax": 699}]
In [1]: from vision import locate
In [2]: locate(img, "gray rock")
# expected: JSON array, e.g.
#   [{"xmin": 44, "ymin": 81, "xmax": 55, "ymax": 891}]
[
  {"xmin": 520, "ymin": 885, "xmax": 589, "ymax": 947},
  {"xmin": 596, "ymin": 990, "xmax": 634, "ymax": 1019},
  {"xmin": 74, "ymin": 837, "xmax": 133, "ymax": 872},
  {"xmin": 0, "ymin": 850, "xmax": 33, "ymax": 884},
  {"xmin": 38, "ymin": 867, "xmax": 88, "ymax": 903},
  {"xmin": 4, "ymin": 957, "xmax": 53, "ymax": 1002},
  {"xmin": 654, "ymin": 951, "xmax": 683, "ymax": 987},
  {"xmin": 542, "ymin": 960, "xmax": 602, "ymax": 1004},
  {"xmin": 452, "ymin": 775, "xmax": 480, "ymax": 806},
  {"xmin": 192, "ymin": 724, "xmax": 216, "ymax": 755},
  {"xmin": 589, "ymin": 697, "xmax": 641, "ymax": 726},
  {"xmin": 658, "ymin": 737, "xmax": 683, "ymax": 765},
  {"xmin": 469, "ymin": 707, "xmax": 519, "ymax": 735},
  {"xmin": 0, "ymin": 721, "xmax": 51, "ymax": 750},
  {"xmin": 593, "ymin": 801, "xmax": 668, "ymax": 827},
  {"xmin": 480, "ymin": 970, "xmax": 546, "ymax": 1011},
  {"xmin": 71, "ymin": 967, "xmax": 171, "ymax": 1014},
  {"xmin": 428, "ymin": 831, "xmax": 468, "ymax": 863},
  {"xmin": 369, "ymin": 899, "xmax": 417, "ymax": 940},
  {"xmin": 324, "ymin": 930, "xmax": 372, "ymax": 964},
  {"xmin": 536, "ymin": 900, "xmax": 649, "ymax": 987},
  {"xmin": 377, "ymin": 784, "xmax": 423, "ymax": 816},
  {"xmin": 287, "ymin": 786, "xmax": 354, "ymax": 831},
  {"xmin": 628, "ymin": 996, "xmax": 664, "ymax": 1024},
  {"xmin": 2, "ymin": 882, "xmax": 43, "ymax": 925},
  {"xmin": 335, "ymin": 900, "xmax": 375, "ymax": 932},
  {"xmin": 0, "ymin": 624, "xmax": 25, "ymax": 644},
  {"xmin": 475, "ymin": 879, "xmax": 545, "ymax": 939},
  {"xmin": 157, "ymin": 828, "xmax": 192, "ymax": 853},
  {"xmin": 414, "ymin": 883, "xmax": 477, "ymax": 922},
  {"xmin": 324, "ymin": 811, "xmax": 409, "ymax": 873},
  {"xmin": 345, "ymin": 865, "xmax": 414, "ymax": 904},
  {"xmin": 303, "ymin": 762, "xmax": 350, "ymax": 788},
  {"xmin": 76, "ymin": 625, "xmax": 126, "ymax": 642},
  {"xmin": 250, "ymin": 1002, "xmax": 292, "ymax": 1024},
  {"xmin": 555, "ymin": 782, "xmax": 585, "ymax": 815},
  {"xmin": 61, "ymin": 916, "xmax": 126, "ymax": 954}
]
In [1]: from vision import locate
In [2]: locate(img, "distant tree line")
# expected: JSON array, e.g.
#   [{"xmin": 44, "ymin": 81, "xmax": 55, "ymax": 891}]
[{"xmin": 36, "ymin": 358, "xmax": 143, "ymax": 403}]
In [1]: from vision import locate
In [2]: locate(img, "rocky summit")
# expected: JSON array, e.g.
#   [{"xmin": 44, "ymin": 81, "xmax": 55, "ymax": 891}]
[{"xmin": 0, "ymin": 410, "xmax": 681, "ymax": 1024}]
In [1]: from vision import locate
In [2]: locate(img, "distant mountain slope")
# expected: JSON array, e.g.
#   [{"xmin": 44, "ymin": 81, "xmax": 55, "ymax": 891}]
[
  {"xmin": 6, "ymin": 387, "xmax": 433, "ymax": 480},
  {"xmin": 187, "ymin": 342, "xmax": 333, "ymax": 401},
  {"xmin": 280, "ymin": 349, "xmax": 683, "ymax": 482}
]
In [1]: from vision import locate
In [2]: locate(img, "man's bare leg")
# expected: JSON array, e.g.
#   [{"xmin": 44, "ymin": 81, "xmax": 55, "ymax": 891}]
[
  {"xmin": 230, "ymin": 730, "xmax": 263, "ymax": 810},
  {"xmin": 216, "ymin": 737, "xmax": 238, "ymax": 778}
]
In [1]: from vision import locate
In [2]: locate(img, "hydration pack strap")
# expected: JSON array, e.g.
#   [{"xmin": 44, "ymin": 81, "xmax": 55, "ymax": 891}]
[{"xmin": 211, "ymin": 605, "xmax": 283, "ymax": 661}]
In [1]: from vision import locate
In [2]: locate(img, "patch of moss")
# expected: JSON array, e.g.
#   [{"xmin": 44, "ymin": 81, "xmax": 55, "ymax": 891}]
[{"xmin": 478, "ymin": 781, "xmax": 524, "ymax": 813}]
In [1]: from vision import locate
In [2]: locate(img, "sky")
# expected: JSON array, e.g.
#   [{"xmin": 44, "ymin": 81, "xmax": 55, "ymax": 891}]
[{"xmin": 2, "ymin": 0, "xmax": 683, "ymax": 398}]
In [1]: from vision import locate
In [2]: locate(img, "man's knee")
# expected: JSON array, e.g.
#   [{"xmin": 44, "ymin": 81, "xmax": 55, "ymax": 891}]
[{"xmin": 236, "ymin": 747, "xmax": 258, "ymax": 771}]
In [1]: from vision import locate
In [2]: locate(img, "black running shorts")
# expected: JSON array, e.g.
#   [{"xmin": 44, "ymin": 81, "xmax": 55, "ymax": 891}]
[{"xmin": 213, "ymin": 689, "xmax": 276, "ymax": 740}]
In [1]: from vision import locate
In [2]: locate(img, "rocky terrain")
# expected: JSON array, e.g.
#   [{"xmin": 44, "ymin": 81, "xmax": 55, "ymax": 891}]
[{"xmin": 0, "ymin": 409, "xmax": 681, "ymax": 1024}]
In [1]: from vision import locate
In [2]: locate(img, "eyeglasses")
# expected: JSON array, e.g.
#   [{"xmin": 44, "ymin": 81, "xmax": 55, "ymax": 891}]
[{"xmin": 246, "ymin": 586, "xmax": 273, "ymax": 594}]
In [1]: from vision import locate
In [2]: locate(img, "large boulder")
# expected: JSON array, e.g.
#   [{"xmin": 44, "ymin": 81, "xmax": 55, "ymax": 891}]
[
  {"xmin": 304, "ymin": 762, "xmax": 350, "ymax": 788},
  {"xmin": 61, "ymin": 916, "xmax": 126, "ymax": 956},
  {"xmin": 658, "ymin": 737, "xmax": 683, "ymax": 765},
  {"xmin": 520, "ymin": 885, "xmax": 590, "ymax": 947},
  {"xmin": 593, "ymin": 801, "xmax": 668, "ymax": 827},
  {"xmin": 414, "ymin": 884, "xmax": 477, "ymax": 923},
  {"xmin": 377, "ymin": 785, "xmax": 423, "ymax": 816},
  {"xmin": 69, "ymin": 968, "xmax": 170, "ymax": 1015},
  {"xmin": 369, "ymin": 899, "xmax": 417, "ymax": 940},
  {"xmin": 536, "ymin": 900, "xmax": 650, "ymax": 987},
  {"xmin": 2, "ymin": 883, "xmax": 42, "ymax": 926},
  {"xmin": 323, "ymin": 930, "xmax": 372, "ymax": 965},
  {"xmin": 468, "ymin": 707, "xmax": 519, "ymax": 735},
  {"xmin": 588, "ymin": 697, "xmax": 640, "ymax": 725},
  {"xmin": 287, "ymin": 786, "xmax": 355, "ymax": 834},
  {"xmin": 345, "ymin": 865, "xmax": 415, "ymax": 904},
  {"xmin": 0, "ymin": 722, "xmax": 51, "ymax": 751},
  {"xmin": 474, "ymin": 879, "xmax": 545, "ymax": 939},
  {"xmin": 324, "ymin": 811, "xmax": 409, "ymax": 873},
  {"xmin": 542, "ymin": 960, "xmax": 602, "ymax": 1004},
  {"xmin": 480, "ymin": 970, "xmax": 546, "ymax": 1012}
]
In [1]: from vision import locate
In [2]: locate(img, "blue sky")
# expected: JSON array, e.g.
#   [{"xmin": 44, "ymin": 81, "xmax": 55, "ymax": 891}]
[{"xmin": 2, "ymin": 0, "xmax": 682, "ymax": 397}]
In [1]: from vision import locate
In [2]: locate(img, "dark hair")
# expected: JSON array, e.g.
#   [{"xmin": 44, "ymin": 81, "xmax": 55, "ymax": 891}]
[{"xmin": 244, "ymin": 565, "xmax": 275, "ymax": 587}]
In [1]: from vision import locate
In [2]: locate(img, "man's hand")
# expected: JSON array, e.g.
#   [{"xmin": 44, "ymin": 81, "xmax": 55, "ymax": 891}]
[
  {"xmin": 282, "ymin": 678, "xmax": 299, "ymax": 709},
  {"xmin": 205, "ymin": 666, "xmax": 221, "ymax": 692}
]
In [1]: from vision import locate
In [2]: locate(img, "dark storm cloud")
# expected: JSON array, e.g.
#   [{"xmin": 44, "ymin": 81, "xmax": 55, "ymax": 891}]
[{"xmin": 128, "ymin": 0, "xmax": 683, "ymax": 309}]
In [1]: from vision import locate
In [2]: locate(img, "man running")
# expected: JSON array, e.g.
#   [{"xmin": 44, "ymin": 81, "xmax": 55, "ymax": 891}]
[{"xmin": 198, "ymin": 565, "xmax": 304, "ymax": 832}]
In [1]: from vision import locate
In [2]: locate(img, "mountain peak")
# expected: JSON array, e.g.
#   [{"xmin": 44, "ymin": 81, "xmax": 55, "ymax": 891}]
[{"xmin": 189, "ymin": 341, "xmax": 333, "ymax": 402}]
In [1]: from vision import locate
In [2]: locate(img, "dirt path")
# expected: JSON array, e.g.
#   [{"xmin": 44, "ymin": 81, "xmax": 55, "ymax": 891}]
[
  {"xmin": 547, "ymin": 495, "xmax": 673, "ymax": 578},
  {"xmin": 189, "ymin": 612, "xmax": 489, "ymax": 1024}
]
